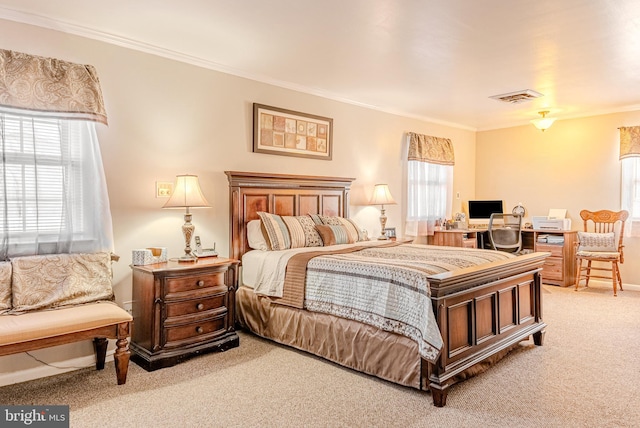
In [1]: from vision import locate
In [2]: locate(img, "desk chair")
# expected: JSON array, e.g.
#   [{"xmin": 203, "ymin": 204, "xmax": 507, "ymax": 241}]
[
  {"xmin": 487, "ymin": 213, "xmax": 522, "ymax": 253},
  {"xmin": 575, "ymin": 209, "xmax": 628, "ymax": 296}
]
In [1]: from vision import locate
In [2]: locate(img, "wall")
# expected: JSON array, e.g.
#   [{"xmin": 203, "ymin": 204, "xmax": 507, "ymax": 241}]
[
  {"xmin": 476, "ymin": 111, "xmax": 640, "ymax": 285},
  {"xmin": 0, "ymin": 19, "xmax": 476, "ymax": 383}
]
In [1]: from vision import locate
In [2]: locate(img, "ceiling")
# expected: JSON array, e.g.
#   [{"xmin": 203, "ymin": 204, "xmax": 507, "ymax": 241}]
[{"xmin": 1, "ymin": 0, "xmax": 640, "ymax": 131}]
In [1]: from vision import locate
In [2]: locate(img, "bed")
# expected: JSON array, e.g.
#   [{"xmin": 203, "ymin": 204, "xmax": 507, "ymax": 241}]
[{"xmin": 226, "ymin": 171, "xmax": 547, "ymax": 407}]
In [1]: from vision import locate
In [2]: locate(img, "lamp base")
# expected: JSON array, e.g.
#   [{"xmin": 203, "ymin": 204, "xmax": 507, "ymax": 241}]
[
  {"xmin": 377, "ymin": 235, "xmax": 389, "ymax": 240},
  {"xmin": 176, "ymin": 253, "xmax": 198, "ymax": 263}
]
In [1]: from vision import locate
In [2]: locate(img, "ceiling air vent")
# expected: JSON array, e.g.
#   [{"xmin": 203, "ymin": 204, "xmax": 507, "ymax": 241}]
[{"xmin": 489, "ymin": 89, "xmax": 543, "ymax": 104}]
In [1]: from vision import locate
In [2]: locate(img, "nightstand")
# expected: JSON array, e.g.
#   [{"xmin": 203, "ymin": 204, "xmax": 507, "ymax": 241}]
[{"xmin": 130, "ymin": 257, "xmax": 239, "ymax": 371}]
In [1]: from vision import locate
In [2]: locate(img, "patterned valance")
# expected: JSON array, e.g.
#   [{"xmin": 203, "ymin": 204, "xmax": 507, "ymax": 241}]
[
  {"xmin": 407, "ymin": 132, "xmax": 455, "ymax": 165},
  {"xmin": 0, "ymin": 49, "xmax": 107, "ymax": 125},
  {"xmin": 620, "ymin": 126, "xmax": 640, "ymax": 160}
]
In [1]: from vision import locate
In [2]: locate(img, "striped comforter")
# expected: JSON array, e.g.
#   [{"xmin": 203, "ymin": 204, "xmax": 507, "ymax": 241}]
[{"xmin": 295, "ymin": 244, "xmax": 514, "ymax": 362}]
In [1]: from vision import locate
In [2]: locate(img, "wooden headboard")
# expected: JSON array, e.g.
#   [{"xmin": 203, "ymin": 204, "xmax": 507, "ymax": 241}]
[{"xmin": 225, "ymin": 171, "xmax": 355, "ymax": 262}]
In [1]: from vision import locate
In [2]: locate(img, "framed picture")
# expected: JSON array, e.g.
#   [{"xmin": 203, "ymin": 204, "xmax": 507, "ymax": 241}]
[
  {"xmin": 384, "ymin": 227, "xmax": 396, "ymax": 239},
  {"xmin": 253, "ymin": 103, "xmax": 333, "ymax": 160}
]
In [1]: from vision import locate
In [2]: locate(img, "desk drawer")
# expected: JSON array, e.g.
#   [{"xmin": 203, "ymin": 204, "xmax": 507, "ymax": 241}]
[
  {"xmin": 536, "ymin": 243, "xmax": 564, "ymax": 257},
  {"xmin": 542, "ymin": 257, "xmax": 563, "ymax": 280}
]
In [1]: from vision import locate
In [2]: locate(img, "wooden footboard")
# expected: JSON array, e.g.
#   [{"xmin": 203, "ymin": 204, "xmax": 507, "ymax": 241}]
[{"xmin": 425, "ymin": 252, "xmax": 547, "ymax": 406}]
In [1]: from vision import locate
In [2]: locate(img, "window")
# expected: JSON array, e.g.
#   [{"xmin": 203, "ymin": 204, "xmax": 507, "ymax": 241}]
[
  {"xmin": 0, "ymin": 112, "xmax": 113, "ymax": 258},
  {"xmin": 621, "ymin": 157, "xmax": 640, "ymax": 236},
  {"xmin": 404, "ymin": 132, "xmax": 454, "ymax": 237},
  {"xmin": 405, "ymin": 160, "xmax": 453, "ymax": 236}
]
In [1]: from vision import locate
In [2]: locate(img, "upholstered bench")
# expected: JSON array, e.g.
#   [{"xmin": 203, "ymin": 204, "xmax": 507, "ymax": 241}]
[{"xmin": 0, "ymin": 253, "xmax": 133, "ymax": 385}]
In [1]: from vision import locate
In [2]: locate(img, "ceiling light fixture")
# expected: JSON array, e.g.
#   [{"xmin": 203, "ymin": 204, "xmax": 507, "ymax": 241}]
[{"xmin": 531, "ymin": 111, "xmax": 557, "ymax": 132}]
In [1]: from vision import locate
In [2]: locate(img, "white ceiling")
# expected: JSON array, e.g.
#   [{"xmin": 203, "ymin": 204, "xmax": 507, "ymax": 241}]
[{"xmin": 2, "ymin": 0, "xmax": 640, "ymax": 131}]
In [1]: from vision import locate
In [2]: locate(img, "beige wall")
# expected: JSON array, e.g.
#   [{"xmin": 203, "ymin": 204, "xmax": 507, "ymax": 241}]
[
  {"xmin": 0, "ymin": 19, "xmax": 476, "ymax": 380},
  {"xmin": 476, "ymin": 111, "xmax": 640, "ymax": 285}
]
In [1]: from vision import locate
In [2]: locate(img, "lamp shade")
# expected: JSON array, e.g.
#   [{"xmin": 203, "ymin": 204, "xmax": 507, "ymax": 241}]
[
  {"xmin": 163, "ymin": 174, "xmax": 210, "ymax": 209},
  {"xmin": 531, "ymin": 110, "xmax": 557, "ymax": 132},
  {"xmin": 370, "ymin": 184, "xmax": 396, "ymax": 206}
]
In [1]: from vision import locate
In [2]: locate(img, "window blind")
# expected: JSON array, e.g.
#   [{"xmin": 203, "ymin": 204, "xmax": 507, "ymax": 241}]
[{"xmin": 0, "ymin": 112, "xmax": 113, "ymax": 258}]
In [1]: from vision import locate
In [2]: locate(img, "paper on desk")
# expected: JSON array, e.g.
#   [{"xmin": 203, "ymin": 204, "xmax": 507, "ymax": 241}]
[{"xmin": 548, "ymin": 209, "xmax": 567, "ymax": 219}]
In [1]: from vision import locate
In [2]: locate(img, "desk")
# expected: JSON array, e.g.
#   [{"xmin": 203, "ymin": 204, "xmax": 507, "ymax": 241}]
[
  {"xmin": 431, "ymin": 229, "xmax": 478, "ymax": 248},
  {"xmin": 431, "ymin": 228, "xmax": 577, "ymax": 287},
  {"xmin": 523, "ymin": 229, "xmax": 577, "ymax": 287}
]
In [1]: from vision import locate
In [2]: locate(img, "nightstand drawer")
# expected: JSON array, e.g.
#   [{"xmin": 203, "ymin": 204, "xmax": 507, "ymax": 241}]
[
  {"xmin": 165, "ymin": 293, "xmax": 227, "ymax": 319},
  {"xmin": 164, "ymin": 315, "xmax": 227, "ymax": 348},
  {"xmin": 165, "ymin": 272, "xmax": 224, "ymax": 294}
]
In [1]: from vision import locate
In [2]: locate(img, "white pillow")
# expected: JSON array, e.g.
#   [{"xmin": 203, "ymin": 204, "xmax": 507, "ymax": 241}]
[
  {"xmin": 247, "ymin": 220, "xmax": 269, "ymax": 251},
  {"xmin": 578, "ymin": 232, "xmax": 616, "ymax": 252}
]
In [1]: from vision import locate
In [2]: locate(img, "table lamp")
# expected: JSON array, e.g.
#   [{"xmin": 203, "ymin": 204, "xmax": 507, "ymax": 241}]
[
  {"xmin": 163, "ymin": 174, "xmax": 210, "ymax": 261},
  {"xmin": 370, "ymin": 184, "xmax": 396, "ymax": 240}
]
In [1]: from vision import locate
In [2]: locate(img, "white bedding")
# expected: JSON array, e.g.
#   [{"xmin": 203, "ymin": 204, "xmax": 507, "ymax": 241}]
[{"xmin": 241, "ymin": 240, "xmax": 390, "ymax": 296}]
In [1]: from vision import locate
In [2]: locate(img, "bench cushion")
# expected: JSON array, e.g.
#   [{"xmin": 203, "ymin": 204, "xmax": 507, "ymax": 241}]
[
  {"xmin": 0, "ymin": 262, "xmax": 11, "ymax": 314},
  {"xmin": 0, "ymin": 301, "xmax": 132, "ymax": 346},
  {"xmin": 11, "ymin": 253, "xmax": 114, "ymax": 313}
]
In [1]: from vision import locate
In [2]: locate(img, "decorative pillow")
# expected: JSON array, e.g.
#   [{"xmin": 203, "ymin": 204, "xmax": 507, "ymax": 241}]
[
  {"xmin": 342, "ymin": 218, "xmax": 368, "ymax": 242},
  {"xmin": 247, "ymin": 220, "xmax": 269, "ymax": 251},
  {"xmin": 11, "ymin": 252, "xmax": 114, "ymax": 313},
  {"xmin": 0, "ymin": 262, "xmax": 11, "ymax": 314},
  {"xmin": 311, "ymin": 215, "xmax": 367, "ymax": 242},
  {"xmin": 309, "ymin": 214, "xmax": 324, "ymax": 225},
  {"xmin": 315, "ymin": 225, "xmax": 355, "ymax": 246},
  {"xmin": 578, "ymin": 232, "xmax": 616, "ymax": 252},
  {"xmin": 257, "ymin": 212, "xmax": 291, "ymax": 251},
  {"xmin": 282, "ymin": 215, "xmax": 324, "ymax": 248}
]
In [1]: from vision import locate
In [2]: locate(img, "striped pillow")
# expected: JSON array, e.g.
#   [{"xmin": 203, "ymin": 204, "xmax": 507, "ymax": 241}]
[
  {"xmin": 282, "ymin": 215, "xmax": 323, "ymax": 248},
  {"xmin": 257, "ymin": 212, "xmax": 291, "ymax": 250},
  {"xmin": 312, "ymin": 215, "xmax": 367, "ymax": 242},
  {"xmin": 315, "ymin": 225, "xmax": 355, "ymax": 246}
]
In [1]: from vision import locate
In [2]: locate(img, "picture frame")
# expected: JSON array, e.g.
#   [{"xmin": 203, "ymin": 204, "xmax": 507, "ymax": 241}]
[
  {"xmin": 253, "ymin": 103, "xmax": 333, "ymax": 160},
  {"xmin": 384, "ymin": 227, "xmax": 396, "ymax": 239}
]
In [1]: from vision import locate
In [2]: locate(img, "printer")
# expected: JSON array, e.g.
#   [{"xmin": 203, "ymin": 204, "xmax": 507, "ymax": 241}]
[{"xmin": 532, "ymin": 209, "xmax": 571, "ymax": 231}]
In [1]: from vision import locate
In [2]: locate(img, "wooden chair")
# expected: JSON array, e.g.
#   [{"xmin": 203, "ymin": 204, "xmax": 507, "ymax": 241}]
[{"xmin": 575, "ymin": 209, "xmax": 628, "ymax": 296}]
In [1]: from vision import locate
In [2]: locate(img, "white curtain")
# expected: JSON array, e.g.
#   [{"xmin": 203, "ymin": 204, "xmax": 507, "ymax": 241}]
[
  {"xmin": 0, "ymin": 111, "xmax": 113, "ymax": 258},
  {"xmin": 621, "ymin": 157, "xmax": 640, "ymax": 237},
  {"xmin": 405, "ymin": 159, "xmax": 453, "ymax": 237}
]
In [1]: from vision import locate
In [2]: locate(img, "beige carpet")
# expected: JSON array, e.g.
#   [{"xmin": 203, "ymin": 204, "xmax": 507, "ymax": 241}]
[{"xmin": 1, "ymin": 283, "xmax": 639, "ymax": 427}]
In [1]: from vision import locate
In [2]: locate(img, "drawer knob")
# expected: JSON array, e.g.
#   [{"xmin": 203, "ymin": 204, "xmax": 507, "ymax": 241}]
[
  {"xmin": 197, "ymin": 280, "xmax": 205, "ymax": 287},
  {"xmin": 196, "ymin": 326, "xmax": 203, "ymax": 334},
  {"xmin": 197, "ymin": 303, "xmax": 204, "ymax": 310}
]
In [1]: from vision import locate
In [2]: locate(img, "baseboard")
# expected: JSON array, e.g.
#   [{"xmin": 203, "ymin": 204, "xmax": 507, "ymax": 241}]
[
  {"xmin": 0, "ymin": 350, "xmax": 115, "ymax": 387},
  {"xmin": 574, "ymin": 279, "xmax": 640, "ymax": 291}
]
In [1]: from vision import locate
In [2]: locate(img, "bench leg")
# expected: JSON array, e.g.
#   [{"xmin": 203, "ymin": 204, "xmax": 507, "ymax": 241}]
[
  {"xmin": 114, "ymin": 337, "xmax": 131, "ymax": 385},
  {"xmin": 93, "ymin": 337, "xmax": 108, "ymax": 370}
]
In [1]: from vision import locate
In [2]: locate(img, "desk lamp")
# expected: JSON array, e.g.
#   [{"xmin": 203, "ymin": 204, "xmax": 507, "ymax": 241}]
[
  {"xmin": 370, "ymin": 184, "xmax": 396, "ymax": 240},
  {"xmin": 163, "ymin": 174, "xmax": 210, "ymax": 261}
]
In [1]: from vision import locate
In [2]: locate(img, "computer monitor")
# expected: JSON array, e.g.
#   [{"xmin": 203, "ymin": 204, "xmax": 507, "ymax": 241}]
[{"xmin": 468, "ymin": 200, "xmax": 504, "ymax": 225}]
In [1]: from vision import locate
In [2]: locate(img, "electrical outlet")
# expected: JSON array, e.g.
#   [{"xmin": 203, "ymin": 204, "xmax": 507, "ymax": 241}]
[
  {"xmin": 456, "ymin": 191, "xmax": 460, "ymax": 199},
  {"xmin": 122, "ymin": 300, "xmax": 133, "ymax": 315},
  {"xmin": 156, "ymin": 181, "xmax": 173, "ymax": 198}
]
